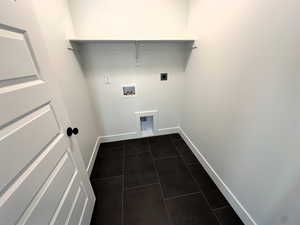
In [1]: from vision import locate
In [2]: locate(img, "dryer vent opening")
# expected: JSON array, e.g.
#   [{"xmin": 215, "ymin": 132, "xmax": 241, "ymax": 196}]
[{"xmin": 140, "ymin": 116, "xmax": 154, "ymax": 137}]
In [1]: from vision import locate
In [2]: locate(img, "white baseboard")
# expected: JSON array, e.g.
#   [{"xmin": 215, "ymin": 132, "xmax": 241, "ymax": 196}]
[
  {"xmin": 86, "ymin": 136, "xmax": 101, "ymax": 176},
  {"xmin": 99, "ymin": 126, "xmax": 180, "ymax": 143},
  {"xmin": 100, "ymin": 132, "xmax": 138, "ymax": 143},
  {"xmin": 157, "ymin": 126, "xmax": 180, "ymax": 136},
  {"xmin": 178, "ymin": 127, "xmax": 257, "ymax": 225}
]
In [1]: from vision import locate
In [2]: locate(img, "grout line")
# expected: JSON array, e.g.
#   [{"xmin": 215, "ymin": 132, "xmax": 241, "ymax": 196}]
[
  {"xmin": 125, "ymin": 182, "xmax": 160, "ymax": 191},
  {"xmin": 172, "ymin": 136, "xmax": 223, "ymax": 225},
  {"xmin": 163, "ymin": 199, "xmax": 173, "ymax": 225},
  {"xmin": 168, "ymin": 135, "xmax": 178, "ymax": 149},
  {"xmin": 170, "ymin": 136, "xmax": 199, "ymax": 167},
  {"xmin": 148, "ymin": 139, "xmax": 164, "ymax": 198},
  {"xmin": 91, "ymin": 175, "xmax": 123, "ymax": 182},
  {"xmin": 121, "ymin": 143, "xmax": 125, "ymax": 225},
  {"xmin": 148, "ymin": 138, "xmax": 173, "ymax": 225},
  {"xmin": 186, "ymin": 162, "xmax": 200, "ymax": 166},
  {"xmin": 181, "ymin": 147, "xmax": 223, "ymax": 225},
  {"xmin": 154, "ymin": 155, "xmax": 179, "ymax": 161},
  {"xmin": 212, "ymin": 209, "xmax": 223, "ymax": 225},
  {"xmin": 213, "ymin": 205, "xmax": 230, "ymax": 211},
  {"xmin": 169, "ymin": 135, "xmax": 188, "ymax": 163},
  {"xmin": 167, "ymin": 137, "xmax": 215, "ymax": 212},
  {"xmin": 188, "ymin": 175, "xmax": 222, "ymax": 225},
  {"xmin": 125, "ymin": 149, "xmax": 150, "ymax": 157},
  {"xmin": 164, "ymin": 191, "xmax": 202, "ymax": 201}
]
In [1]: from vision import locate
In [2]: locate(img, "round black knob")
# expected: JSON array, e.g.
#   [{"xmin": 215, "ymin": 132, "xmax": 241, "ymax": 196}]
[
  {"xmin": 67, "ymin": 127, "xmax": 79, "ymax": 137},
  {"xmin": 73, "ymin": 128, "xmax": 79, "ymax": 135}
]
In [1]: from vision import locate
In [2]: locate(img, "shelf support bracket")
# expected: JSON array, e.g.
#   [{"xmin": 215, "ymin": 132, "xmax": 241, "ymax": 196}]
[{"xmin": 135, "ymin": 41, "xmax": 140, "ymax": 67}]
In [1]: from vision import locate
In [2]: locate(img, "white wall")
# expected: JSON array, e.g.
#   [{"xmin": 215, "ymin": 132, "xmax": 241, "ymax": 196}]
[
  {"xmin": 68, "ymin": 0, "xmax": 189, "ymax": 38},
  {"xmin": 31, "ymin": 1, "xmax": 300, "ymax": 223},
  {"xmin": 79, "ymin": 42, "xmax": 188, "ymax": 139},
  {"xmin": 182, "ymin": 0, "xmax": 300, "ymax": 225},
  {"xmin": 31, "ymin": 0, "xmax": 101, "ymax": 169}
]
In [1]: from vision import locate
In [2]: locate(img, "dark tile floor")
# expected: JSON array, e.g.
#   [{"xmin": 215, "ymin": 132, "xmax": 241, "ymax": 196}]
[{"xmin": 90, "ymin": 134, "xmax": 244, "ymax": 225}]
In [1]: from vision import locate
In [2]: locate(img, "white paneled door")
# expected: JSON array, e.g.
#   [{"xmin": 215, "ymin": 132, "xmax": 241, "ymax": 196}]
[{"xmin": 0, "ymin": 1, "xmax": 95, "ymax": 225}]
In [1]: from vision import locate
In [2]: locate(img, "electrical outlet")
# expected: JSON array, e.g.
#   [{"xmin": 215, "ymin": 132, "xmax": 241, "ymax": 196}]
[{"xmin": 104, "ymin": 73, "xmax": 111, "ymax": 84}]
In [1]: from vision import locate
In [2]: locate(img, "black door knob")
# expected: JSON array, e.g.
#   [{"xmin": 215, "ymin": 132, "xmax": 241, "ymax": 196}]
[
  {"xmin": 67, "ymin": 127, "xmax": 79, "ymax": 137},
  {"xmin": 73, "ymin": 128, "xmax": 79, "ymax": 135}
]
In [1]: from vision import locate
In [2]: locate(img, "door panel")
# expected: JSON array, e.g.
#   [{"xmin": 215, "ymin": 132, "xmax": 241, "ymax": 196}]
[
  {"xmin": 0, "ymin": 26, "xmax": 38, "ymax": 81},
  {"xmin": 0, "ymin": 105, "xmax": 60, "ymax": 192},
  {"xmin": 0, "ymin": 1, "xmax": 95, "ymax": 225},
  {"xmin": 0, "ymin": 80, "xmax": 51, "ymax": 126},
  {"xmin": 77, "ymin": 185, "xmax": 90, "ymax": 225},
  {"xmin": 67, "ymin": 186, "xmax": 88, "ymax": 225},
  {"xmin": 50, "ymin": 172, "xmax": 80, "ymax": 225},
  {"xmin": 78, "ymin": 192, "xmax": 93, "ymax": 225},
  {"xmin": 0, "ymin": 135, "xmax": 67, "ymax": 225},
  {"xmin": 21, "ymin": 154, "xmax": 75, "ymax": 225}
]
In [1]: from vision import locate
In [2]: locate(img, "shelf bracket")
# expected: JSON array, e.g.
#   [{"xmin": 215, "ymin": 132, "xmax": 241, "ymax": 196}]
[
  {"xmin": 135, "ymin": 41, "xmax": 140, "ymax": 67},
  {"xmin": 67, "ymin": 47, "xmax": 76, "ymax": 51}
]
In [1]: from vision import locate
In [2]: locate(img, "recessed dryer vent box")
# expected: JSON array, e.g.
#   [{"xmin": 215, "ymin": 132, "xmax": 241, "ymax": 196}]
[
  {"xmin": 140, "ymin": 116, "xmax": 154, "ymax": 136},
  {"xmin": 135, "ymin": 110, "xmax": 158, "ymax": 137}
]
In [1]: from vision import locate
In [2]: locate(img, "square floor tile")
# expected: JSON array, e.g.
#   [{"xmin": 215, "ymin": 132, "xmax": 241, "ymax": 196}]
[
  {"xmin": 155, "ymin": 157, "xmax": 199, "ymax": 198},
  {"xmin": 202, "ymin": 189, "xmax": 229, "ymax": 209},
  {"xmin": 91, "ymin": 156, "xmax": 123, "ymax": 179},
  {"xmin": 91, "ymin": 145, "xmax": 124, "ymax": 179},
  {"xmin": 91, "ymin": 177, "xmax": 122, "ymax": 225},
  {"xmin": 166, "ymin": 193, "xmax": 220, "ymax": 225},
  {"xmin": 125, "ymin": 138, "xmax": 149, "ymax": 156},
  {"xmin": 215, "ymin": 207, "xmax": 244, "ymax": 225},
  {"xmin": 100, "ymin": 141, "xmax": 125, "ymax": 149},
  {"xmin": 149, "ymin": 135, "xmax": 178, "ymax": 159},
  {"xmin": 169, "ymin": 133, "xmax": 182, "ymax": 140},
  {"xmin": 173, "ymin": 139, "xmax": 198, "ymax": 164},
  {"xmin": 125, "ymin": 152, "xmax": 158, "ymax": 188},
  {"xmin": 99, "ymin": 146, "xmax": 124, "ymax": 158},
  {"xmin": 148, "ymin": 135, "xmax": 173, "ymax": 144},
  {"xmin": 124, "ymin": 184, "xmax": 170, "ymax": 225},
  {"xmin": 188, "ymin": 164, "xmax": 217, "ymax": 191}
]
